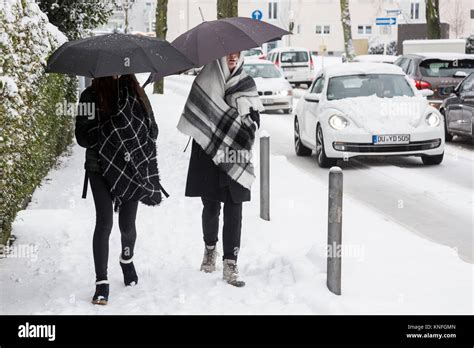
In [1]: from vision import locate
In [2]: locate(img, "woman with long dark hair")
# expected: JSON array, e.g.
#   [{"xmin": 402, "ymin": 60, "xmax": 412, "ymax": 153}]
[{"xmin": 75, "ymin": 74, "xmax": 163, "ymax": 305}]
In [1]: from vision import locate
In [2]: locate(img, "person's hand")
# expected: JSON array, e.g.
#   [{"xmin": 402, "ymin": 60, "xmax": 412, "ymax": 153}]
[{"xmin": 249, "ymin": 107, "xmax": 260, "ymax": 129}]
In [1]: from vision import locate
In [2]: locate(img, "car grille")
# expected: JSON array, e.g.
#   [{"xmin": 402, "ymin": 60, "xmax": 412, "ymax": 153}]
[
  {"xmin": 258, "ymin": 91, "xmax": 274, "ymax": 96},
  {"xmin": 332, "ymin": 139, "xmax": 442, "ymax": 153}
]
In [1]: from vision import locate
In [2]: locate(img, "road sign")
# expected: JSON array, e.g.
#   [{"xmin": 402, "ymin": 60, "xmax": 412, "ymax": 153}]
[
  {"xmin": 376, "ymin": 17, "xmax": 397, "ymax": 26},
  {"xmin": 251, "ymin": 10, "xmax": 263, "ymax": 20}
]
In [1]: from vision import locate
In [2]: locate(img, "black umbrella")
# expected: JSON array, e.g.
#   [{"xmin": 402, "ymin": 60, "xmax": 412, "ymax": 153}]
[
  {"xmin": 171, "ymin": 17, "xmax": 290, "ymax": 67},
  {"xmin": 46, "ymin": 33, "xmax": 194, "ymax": 78}
]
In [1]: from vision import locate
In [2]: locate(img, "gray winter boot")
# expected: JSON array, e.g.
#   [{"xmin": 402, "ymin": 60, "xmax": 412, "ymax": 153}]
[
  {"xmin": 223, "ymin": 259, "xmax": 246, "ymax": 287},
  {"xmin": 200, "ymin": 245, "xmax": 218, "ymax": 273}
]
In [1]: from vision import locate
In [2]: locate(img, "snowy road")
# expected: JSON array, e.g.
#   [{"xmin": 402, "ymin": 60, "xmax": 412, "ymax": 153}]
[
  {"xmin": 167, "ymin": 75, "xmax": 473, "ymax": 264},
  {"xmin": 260, "ymin": 110, "xmax": 474, "ymax": 264}
]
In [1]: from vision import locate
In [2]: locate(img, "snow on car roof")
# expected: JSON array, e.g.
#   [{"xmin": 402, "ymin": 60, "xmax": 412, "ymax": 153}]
[
  {"xmin": 322, "ymin": 62, "xmax": 404, "ymax": 77},
  {"xmin": 411, "ymin": 52, "xmax": 474, "ymax": 60},
  {"xmin": 268, "ymin": 46, "xmax": 309, "ymax": 53},
  {"xmin": 244, "ymin": 58, "xmax": 273, "ymax": 65},
  {"xmin": 353, "ymin": 55, "xmax": 399, "ymax": 63}
]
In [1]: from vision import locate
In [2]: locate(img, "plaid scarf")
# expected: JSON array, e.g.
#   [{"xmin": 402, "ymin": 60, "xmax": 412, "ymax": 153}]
[
  {"xmin": 177, "ymin": 57, "xmax": 264, "ymax": 189},
  {"xmin": 98, "ymin": 85, "xmax": 165, "ymax": 212}
]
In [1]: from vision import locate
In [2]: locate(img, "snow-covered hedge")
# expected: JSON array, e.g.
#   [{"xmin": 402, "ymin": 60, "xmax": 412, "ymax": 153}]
[
  {"xmin": 0, "ymin": 0, "xmax": 75, "ymax": 244},
  {"xmin": 368, "ymin": 36, "xmax": 397, "ymax": 56}
]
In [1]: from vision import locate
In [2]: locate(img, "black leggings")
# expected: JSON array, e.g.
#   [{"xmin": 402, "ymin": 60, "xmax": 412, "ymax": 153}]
[
  {"xmin": 201, "ymin": 196, "xmax": 242, "ymax": 261},
  {"xmin": 88, "ymin": 171, "xmax": 138, "ymax": 282}
]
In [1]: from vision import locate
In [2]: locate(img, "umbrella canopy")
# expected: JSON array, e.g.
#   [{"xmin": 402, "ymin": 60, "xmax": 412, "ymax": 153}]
[
  {"xmin": 46, "ymin": 33, "xmax": 194, "ymax": 78},
  {"xmin": 171, "ymin": 17, "xmax": 290, "ymax": 67}
]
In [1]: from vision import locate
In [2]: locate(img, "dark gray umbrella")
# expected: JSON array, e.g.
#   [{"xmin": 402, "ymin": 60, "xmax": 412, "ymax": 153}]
[
  {"xmin": 46, "ymin": 33, "xmax": 194, "ymax": 78},
  {"xmin": 171, "ymin": 17, "xmax": 290, "ymax": 67}
]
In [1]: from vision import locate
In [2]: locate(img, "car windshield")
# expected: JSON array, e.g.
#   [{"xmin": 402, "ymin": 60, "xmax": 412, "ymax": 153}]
[
  {"xmin": 243, "ymin": 64, "xmax": 282, "ymax": 78},
  {"xmin": 327, "ymin": 74, "xmax": 414, "ymax": 100},
  {"xmin": 419, "ymin": 59, "xmax": 474, "ymax": 77},
  {"xmin": 281, "ymin": 51, "xmax": 308, "ymax": 63},
  {"xmin": 243, "ymin": 49, "xmax": 263, "ymax": 57}
]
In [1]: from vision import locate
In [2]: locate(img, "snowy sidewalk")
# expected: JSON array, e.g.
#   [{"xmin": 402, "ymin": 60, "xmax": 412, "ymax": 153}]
[{"xmin": 0, "ymin": 76, "xmax": 472, "ymax": 315}]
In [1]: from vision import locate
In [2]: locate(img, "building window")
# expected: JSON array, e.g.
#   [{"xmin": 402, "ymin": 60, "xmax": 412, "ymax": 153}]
[
  {"xmin": 410, "ymin": 2, "xmax": 420, "ymax": 20},
  {"xmin": 358, "ymin": 25, "xmax": 372, "ymax": 35},
  {"xmin": 316, "ymin": 25, "xmax": 330, "ymax": 35},
  {"xmin": 268, "ymin": 1, "xmax": 278, "ymax": 19}
]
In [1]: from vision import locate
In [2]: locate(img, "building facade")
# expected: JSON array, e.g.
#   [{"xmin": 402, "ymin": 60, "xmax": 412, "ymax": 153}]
[{"xmin": 100, "ymin": 0, "xmax": 474, "ymax": 55}]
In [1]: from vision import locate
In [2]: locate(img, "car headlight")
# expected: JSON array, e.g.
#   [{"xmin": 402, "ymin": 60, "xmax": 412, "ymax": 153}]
[
  {"xmin": 328, "ymin": 114, "xmax": 349, "ymax": 130},
  {"xmin": 277, "ymin": 90, "xmax": 291, "ymax": 96},
  {"xmin": 425, "ymin": 113, "xmax": 440, "ymax": 127}
]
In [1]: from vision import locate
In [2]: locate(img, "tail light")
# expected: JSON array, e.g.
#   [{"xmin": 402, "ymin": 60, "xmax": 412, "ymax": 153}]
[
  {"xmin": 275, "ymin": 56, "xmax": 280, "ymax": 67},
  {"xmin": 415, "ymin": 80, "xmax": 431, "ymax": 90},
  {"xmin": 259, "ymin": 54, "xmax": 266, "ymax": 60},
  {"xmin": 310, "ymin": 55, "xmax": 314, "ymax": 70}
]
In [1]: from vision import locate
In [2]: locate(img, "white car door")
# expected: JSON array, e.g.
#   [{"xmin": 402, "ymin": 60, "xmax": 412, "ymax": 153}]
[{"xmin": 301, "ymin": 75, "xmax": 325, "ymax": 147}]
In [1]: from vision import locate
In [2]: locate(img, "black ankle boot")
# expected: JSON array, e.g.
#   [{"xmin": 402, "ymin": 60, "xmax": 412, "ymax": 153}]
[
  {"xmin": 120, "ymin": 256, "xmax": 138, "ymax": 286},
  {"xmin": 92, "ymin": 281, "xmax": 109, "ymax": 305}
]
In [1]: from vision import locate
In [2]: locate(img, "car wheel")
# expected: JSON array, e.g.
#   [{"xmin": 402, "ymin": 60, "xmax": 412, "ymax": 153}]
[
  {"xmin": 421, "ymin": 152, "xmax": 444, "ymax": 165},
  {"xmin": 316, "ymin": 124, "xmax": 337, "ymax": 168},
  {"xmin": 294, "ymin": 117, "xmax": 312, "ymax": 156},
  {"xmin": 440, "ymin": 110, "xmax": 453, "ymax": 142}
]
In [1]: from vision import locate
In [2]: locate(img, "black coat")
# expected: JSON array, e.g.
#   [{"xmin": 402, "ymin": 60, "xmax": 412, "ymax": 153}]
[
  {"xmin": 185, "ymin": 140, "xmax": 250, "ymax": 203},
  {"xmin": 75, "ymin": 86, "xmax": 158, "ymax": 173},
  {"xmin": 75, "ymin": 87, "xmax": 101, "ymax": 172}
]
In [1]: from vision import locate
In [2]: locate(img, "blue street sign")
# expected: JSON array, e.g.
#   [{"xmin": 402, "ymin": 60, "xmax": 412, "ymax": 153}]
[
  {"xmin": 376, "ymin": 17, "xmax": 397, "ymax": 26},
  {"xmin": 251, "ymin": 10, "xmax": 263, "ymax": 20}
]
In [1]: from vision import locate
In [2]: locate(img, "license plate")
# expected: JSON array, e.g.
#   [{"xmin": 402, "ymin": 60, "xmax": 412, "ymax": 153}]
[
  {"xmin": 373, "ymin": 134, "xmax": 410, "ymax": 145},
  {"xmin": 262, "ymin": 99, "xmax": 273, "ymax": 104},
  {"xmin": 284, "ymin": 67, "xmax": 297, "ymax": 71}
]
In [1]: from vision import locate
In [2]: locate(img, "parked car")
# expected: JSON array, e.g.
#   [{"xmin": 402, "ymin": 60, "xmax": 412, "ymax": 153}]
[
  {"xmin": 242, "ymin": 48, "xmax": 265, "ymax": 60},
  {"xmin": 353, "ymin": 54, "xmax": 399, "ymax": 64},
  {"xmin": 243, "ymin": 59, "xmax": 293, "ymax": 114},
  {"xmin": 266, "ymin": 47, "xmax": 315, "ymax": 87},
  {"xmin": 294, "ymin": 63, "xmax": 445, "ymax": 167},
  {"xmin": 394, "ymin": 53, "xmax": 474, "ymax": 108},
  {"xmin": 440, "ymin": 72, "xmax": 474, "ymax": 142}
]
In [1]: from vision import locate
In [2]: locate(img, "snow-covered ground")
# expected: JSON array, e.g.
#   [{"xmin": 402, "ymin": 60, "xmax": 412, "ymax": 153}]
[{"xmin": 0, "ymin": 75, "xmax": 472, "ymax": 315}]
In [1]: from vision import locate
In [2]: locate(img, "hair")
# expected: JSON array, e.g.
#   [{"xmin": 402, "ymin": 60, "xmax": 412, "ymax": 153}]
[{"xmin": 91, "ymin": 74, "xmax": 153, "ymax": 119}]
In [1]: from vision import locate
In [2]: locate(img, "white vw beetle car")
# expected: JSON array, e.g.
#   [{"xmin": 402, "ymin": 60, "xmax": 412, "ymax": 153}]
[{"xmin": 294, "ymin": 63, "xmax": 445, "ymax": 167}]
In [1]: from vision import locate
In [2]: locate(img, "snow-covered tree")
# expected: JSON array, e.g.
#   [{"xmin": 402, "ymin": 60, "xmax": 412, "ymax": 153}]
[
  {"xmin": 154, "ymin": 0, "xmax": 168, "ymax": 94},
  {"xmin": 217, "ymin": 0, "xmax": 238, "ymax": 19},
  {"xmin": 37, "ymin": 0, "xmax": 113, "ymax": 40},
  {"xmin": 425, "ymin": 0, "xmax": 441, "ymax": 39},
  {"xmin": 340, "ymin": 0, "xmax": 355, "ymax": 61}
]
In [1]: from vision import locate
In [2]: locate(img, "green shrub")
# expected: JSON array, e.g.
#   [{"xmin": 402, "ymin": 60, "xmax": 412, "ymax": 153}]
[{"xmin": 0, "ymin": 0, "xmax": 76, "ymax": 245}]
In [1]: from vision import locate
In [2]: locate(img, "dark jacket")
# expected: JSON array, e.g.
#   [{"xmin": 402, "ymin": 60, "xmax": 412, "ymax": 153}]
[
  {"xmin": 185, "ymin": 140, "xmax": 250, "ymax": 204},
  {"xmin": 75, "ymin": 86, "xmax": 158, "ymax": 173},
  {"xmin": 75, "ymin": 87, "xmax": 101, "ymax": 172}
]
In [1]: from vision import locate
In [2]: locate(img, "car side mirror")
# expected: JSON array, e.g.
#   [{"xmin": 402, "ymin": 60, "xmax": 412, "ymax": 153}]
[
  {"xmin": 420, "ymin": 89, "xmax": 434, "ymax": 97},
  {"xmin": 454, "ymin": 71, "xmax": 468, "ymax": 78},
  {"xmin": 304, "ymin": 93, "xmax": 321, "ymax": 103}
]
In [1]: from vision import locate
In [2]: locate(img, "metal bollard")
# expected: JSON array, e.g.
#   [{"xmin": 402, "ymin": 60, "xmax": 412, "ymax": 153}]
[
  {"xmin": 327, "ymin": 166, "xmax": 343, "ymax": 295},
  {"xmin": 260, "ymin": 134, "xmax": 270, "ymax": 221}
]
